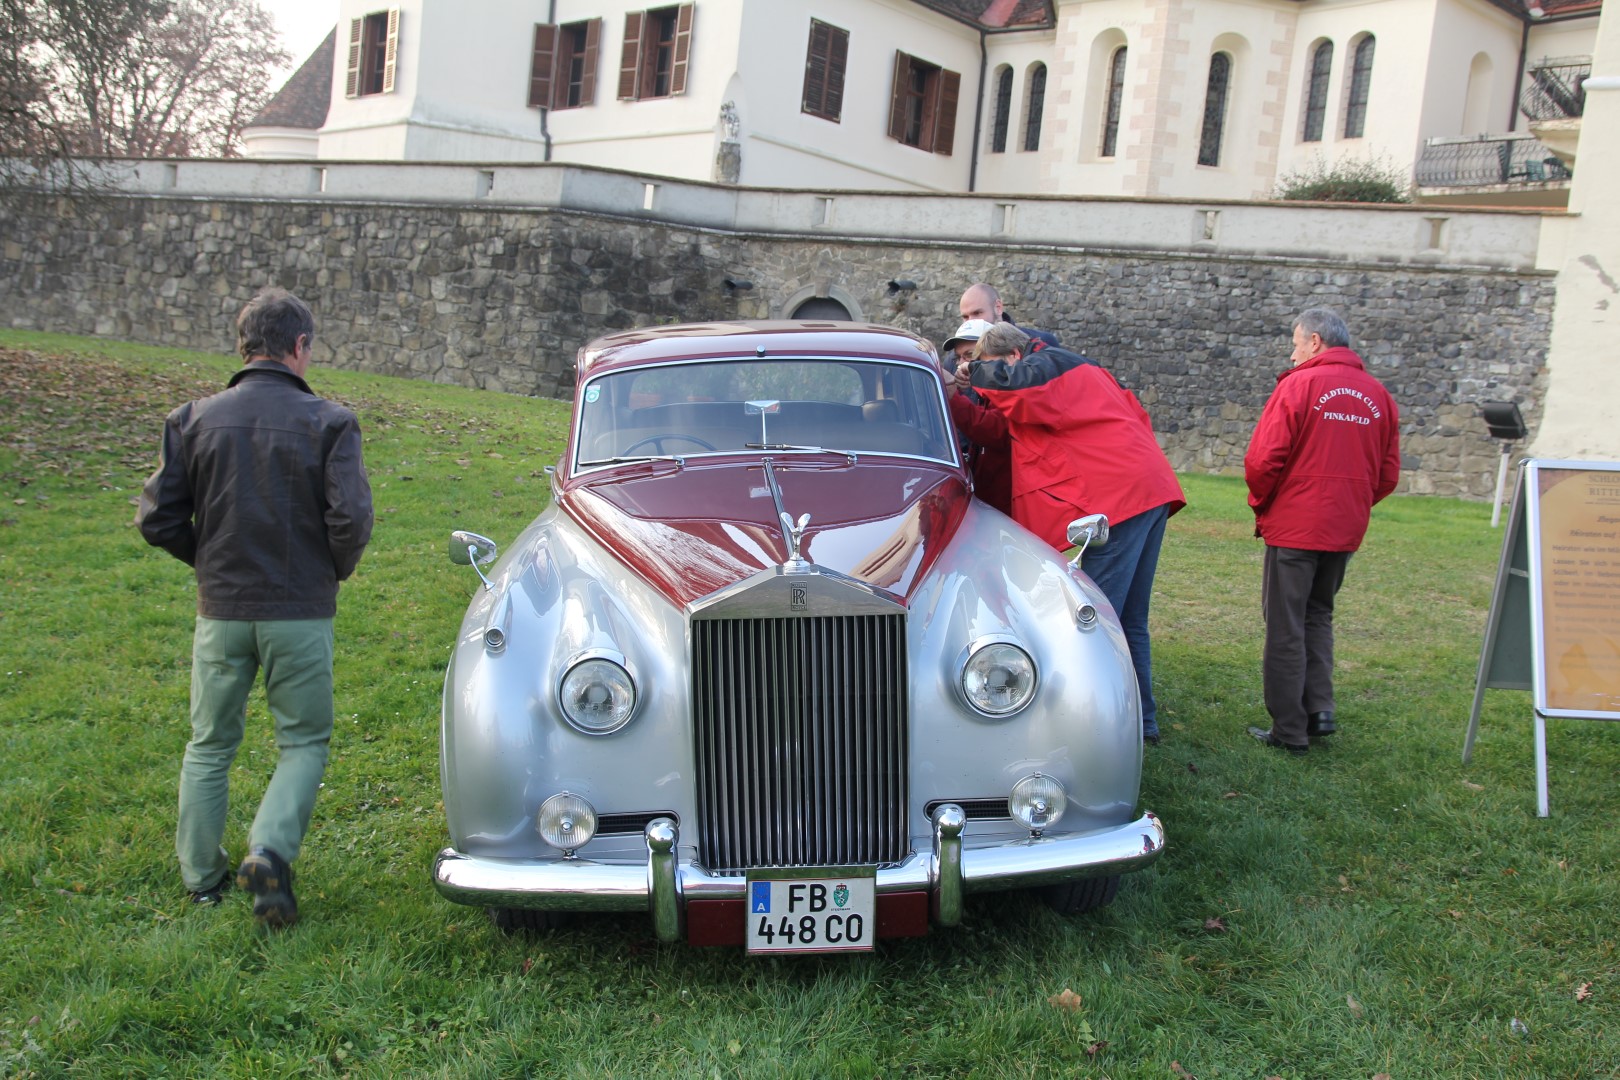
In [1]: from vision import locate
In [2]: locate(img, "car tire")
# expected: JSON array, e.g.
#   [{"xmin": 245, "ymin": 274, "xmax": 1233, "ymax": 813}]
[
  {"xmin": 487, "ymin": 907, "xmax": 571, "ymax": 933},
  {"xmin": 1039, "ymin": 874, "xmax": 1121, "ymax": 915}
]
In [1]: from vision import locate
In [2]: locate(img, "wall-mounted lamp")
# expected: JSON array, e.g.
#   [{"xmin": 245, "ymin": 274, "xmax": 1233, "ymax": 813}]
[
  {"xmin": 886, "ymin": 279, "xmax": 917, "ymax": 296},
  {"xmin": 1481, "ymin": 400, "xmax": 1527, "ymax": 528},
  {"xmin": 723, "ymin": 277, "xmax": 754, "ymax": 291}
]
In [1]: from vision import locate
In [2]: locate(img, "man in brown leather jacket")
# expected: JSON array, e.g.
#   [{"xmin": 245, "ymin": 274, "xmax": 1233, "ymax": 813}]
[{"xmin": 137, "ymin": 288, "xmax": 372, "ymax": 926}]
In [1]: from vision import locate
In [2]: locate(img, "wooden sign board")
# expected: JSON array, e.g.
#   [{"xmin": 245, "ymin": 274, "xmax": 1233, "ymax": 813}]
[{"xmin": 1464, "ymin": 460, "xmax": 1620, "ymax": 816}]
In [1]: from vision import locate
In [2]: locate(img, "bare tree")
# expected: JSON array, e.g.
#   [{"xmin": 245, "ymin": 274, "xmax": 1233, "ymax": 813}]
[{"xmin": 2, "ymin": 0, "xmax": 289, "ymax": 169}]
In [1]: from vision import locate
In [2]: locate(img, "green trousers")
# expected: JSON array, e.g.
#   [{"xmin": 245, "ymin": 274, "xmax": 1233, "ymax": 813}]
[{"xmin": 177, "ymin": 617, "xmax": 335, "ymax": 891}]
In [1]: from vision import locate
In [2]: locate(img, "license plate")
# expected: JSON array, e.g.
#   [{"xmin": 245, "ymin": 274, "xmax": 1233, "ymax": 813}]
[{"xmin": 743, "ymin": 868, "xmax": 876, "ymax": 954}]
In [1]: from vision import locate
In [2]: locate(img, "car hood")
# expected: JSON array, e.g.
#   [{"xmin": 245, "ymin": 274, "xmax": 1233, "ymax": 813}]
[{"xmin": 562, "ymin": 459, "xmax": 970, "ymax": 608}]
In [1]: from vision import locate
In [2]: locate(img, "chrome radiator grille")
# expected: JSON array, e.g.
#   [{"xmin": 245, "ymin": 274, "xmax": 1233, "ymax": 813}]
[{"xmin": 691, "ymin": 614, "xmax": 909, "ymax": 872}]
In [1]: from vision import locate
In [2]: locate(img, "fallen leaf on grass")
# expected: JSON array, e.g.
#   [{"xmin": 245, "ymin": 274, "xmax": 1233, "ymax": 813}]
[
  {"xmin": 1576, "ymin": 982, "xmax": 1593, "ymax": 1002},
  {"xmin": 1461, "ymin": 780, "xmax": 1484, "ymax": 791},
  {"xmin": 1339, "ymin": 874, "xmax": 1354, "ymax": 892},
  {"xmin": 1446, "ymin": 909, "xmax": 1466, "ymax": 919},
  {"xmin": 1221, "ymin": 791, "xmax": 1241, "ymax": 799},
  {"xmin": 1048, "ymin": 988, "xmax": 1083, "ymax": 1012},
  {"xmin": 1374, "ymin": 1074, "xmax": 1392, "ymax": 1080},
  {"xmin": 1346, "ymin": 993, "xmax": 1364, "ymax": 1018},
  {"xmin": 1171, "ymin": 1062, "xmax": 1196, "ymax": 1079},
  {"xmin": 1186, "ymin": 762, "xmax": 1199, "ymax": 773},
  {"xmin": 1203, "ymin": 917, "xmax": 1228, "ymax": 933},
  {"xmin": 1086, "ymin": 1041, "xmax": 1109, "ymax": 1058}
]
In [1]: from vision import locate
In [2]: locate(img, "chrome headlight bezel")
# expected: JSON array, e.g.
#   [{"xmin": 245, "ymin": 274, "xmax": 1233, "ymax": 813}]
[
  {"xmin": 955, "ymin": 636, "xmax": 1038, "ymax": 718},
  {"xmin": 557, "ymin": 650, "xmax": 638, "ymax": 735}
]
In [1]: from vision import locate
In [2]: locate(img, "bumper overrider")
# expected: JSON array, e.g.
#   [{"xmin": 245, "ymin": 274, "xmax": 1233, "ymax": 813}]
[{"xmin": 433, "ymin": 805, "xmax": 1165, "ymax": 942}]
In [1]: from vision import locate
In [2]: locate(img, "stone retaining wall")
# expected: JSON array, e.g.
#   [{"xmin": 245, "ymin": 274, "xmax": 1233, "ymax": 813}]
[{"xmin": 0, "ymin": 190, "xmax": 1552, "ymax": 496}]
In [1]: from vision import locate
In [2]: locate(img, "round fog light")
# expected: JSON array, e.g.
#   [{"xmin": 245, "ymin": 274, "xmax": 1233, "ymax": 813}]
[
  {"xmin": 537, "ymin": 792, "xmax": 598, "ymax": 853},
  {"xmin": 1009, "ymin": 773, "xmax": 1067, "ymax": 833}
]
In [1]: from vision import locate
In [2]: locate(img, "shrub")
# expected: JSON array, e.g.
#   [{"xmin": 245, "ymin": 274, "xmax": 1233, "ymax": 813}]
[{"xmin": 1272, "ymin": 153, "xmax": 1412, "ymax": 203}]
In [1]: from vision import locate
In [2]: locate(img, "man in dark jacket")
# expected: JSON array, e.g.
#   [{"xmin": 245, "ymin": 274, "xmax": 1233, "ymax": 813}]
[
  {"xmin": 137, "ymin": 288, "xmax": 373, "ymax": 925},
  {"xmin": 959, "ymin": 282, "xmax": 1060, "ymax": 349},
  {"xmin": 1244, "ymin": 308, "xmax": 1400, "ymax": 754}
]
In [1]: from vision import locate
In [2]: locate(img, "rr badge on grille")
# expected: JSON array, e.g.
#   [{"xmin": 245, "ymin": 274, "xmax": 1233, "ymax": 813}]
[{"xmin": 790, "ymin": 584, "xmax": 808, "ymax": 611}]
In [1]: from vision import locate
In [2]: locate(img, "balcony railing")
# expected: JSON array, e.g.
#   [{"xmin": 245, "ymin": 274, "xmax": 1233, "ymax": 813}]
[
  {"xmin": 1415, "ymin": 134, "xmax": 1571, "ymax": 188},
  {"xmin": 1520, "ymin": 57, "xmax": 1591, "ymax": 121}
]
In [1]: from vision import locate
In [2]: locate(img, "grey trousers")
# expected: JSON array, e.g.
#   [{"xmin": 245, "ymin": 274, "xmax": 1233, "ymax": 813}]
[
  {"xmin": 177, "ymin": 617, "xmax": 334, "ymax": 891},
  {"xmin": 1261, "ymin": 546, "xmax": 1352, "ymax": 747}
]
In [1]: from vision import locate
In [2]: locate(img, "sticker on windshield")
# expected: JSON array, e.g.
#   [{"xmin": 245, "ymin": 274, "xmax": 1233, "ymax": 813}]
[{"xmin": 585, "ymin": 386, "xmax": 600, "ymax": 403}]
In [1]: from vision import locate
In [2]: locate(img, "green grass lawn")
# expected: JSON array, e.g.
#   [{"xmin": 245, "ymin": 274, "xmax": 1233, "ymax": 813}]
[{"xmin": 1, "ymin": 331, "xmax": 1615, "ymax": 1079}]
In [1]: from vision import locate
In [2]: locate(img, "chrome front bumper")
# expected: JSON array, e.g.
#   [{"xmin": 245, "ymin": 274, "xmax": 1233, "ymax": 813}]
[{"xmin": 433, "ymin": 806, "xmax": 1164, "ymax": 940}]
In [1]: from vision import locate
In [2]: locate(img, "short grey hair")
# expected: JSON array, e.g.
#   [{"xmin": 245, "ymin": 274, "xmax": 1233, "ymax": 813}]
[
  {"xmin": 1294, "ymin": 307, "xmax": 1350, "ymax": 349},
  {"xmin": 237, "ymin": 287, "xmax": 315, "ymax": 362},
  {"xmin": 975, "ymin": 322, "xmax": 1031, "ymax": 358}
]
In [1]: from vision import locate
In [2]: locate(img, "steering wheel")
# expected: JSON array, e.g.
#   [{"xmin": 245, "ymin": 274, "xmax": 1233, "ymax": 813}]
[{"xmin": 623, "ymin": 433, "xmax": 719, "ymax": 455}]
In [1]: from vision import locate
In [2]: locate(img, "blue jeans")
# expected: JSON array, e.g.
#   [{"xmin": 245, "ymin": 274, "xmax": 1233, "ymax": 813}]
[{"xmin": 1080, "ymin": 504, "xmax": 1170, "ymax": 738}]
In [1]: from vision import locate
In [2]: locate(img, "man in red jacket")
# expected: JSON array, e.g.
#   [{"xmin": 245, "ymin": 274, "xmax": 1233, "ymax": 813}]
[
  {"xmin": 962, "ymin": 322, "xmax": 1185, "ymax": 744},
  {"xmin": 1244, "ymin": 308, "xmax": 1400, "ymax": 754}
]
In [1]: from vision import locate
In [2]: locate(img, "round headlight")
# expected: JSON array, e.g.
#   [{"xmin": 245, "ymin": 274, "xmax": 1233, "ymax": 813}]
[
  {"xmin": 537, "ymin": 792, "xmax": 598, "ymax": 853},
  {"xmin": 1009, "ymin": 773, "xmax": 1067, "ymax": 832},
  {"xmin": 959, "ymin": 640, "xmax": 1037, "ymax": 717},
  {"xmin": 558, "ymin": 656, "xmax": 637, "ymax": 734}
]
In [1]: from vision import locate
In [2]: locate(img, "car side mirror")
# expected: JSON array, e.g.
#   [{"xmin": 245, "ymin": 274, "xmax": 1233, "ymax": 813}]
[
  {"xmin": 449, "ymin": 530, "xmax": 499, "ymax": 591},
  {"xmin": 1066, "ymin": 514, "xmax": 1109, "ymax": 565}
]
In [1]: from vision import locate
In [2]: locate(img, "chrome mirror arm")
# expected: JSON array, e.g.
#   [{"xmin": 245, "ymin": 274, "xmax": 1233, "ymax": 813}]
[{"xmin": 466, "ymin": 544, "xmax": 495, "ymax": 591}]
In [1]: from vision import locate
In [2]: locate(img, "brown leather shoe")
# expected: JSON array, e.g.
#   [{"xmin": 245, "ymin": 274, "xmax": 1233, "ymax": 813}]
[{"xmin": 236, "ymin": 847, "xmax": 298, "ymax": 928}]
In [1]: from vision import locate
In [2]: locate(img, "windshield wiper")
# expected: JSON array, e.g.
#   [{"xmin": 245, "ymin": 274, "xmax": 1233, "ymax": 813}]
[
  {"xmin": 580, "ymin": 454, "xmax": 685, "ymax": 467},
  {"xmin": 748, "ymin": 444, "xmax": 858, "ymax": 464}
]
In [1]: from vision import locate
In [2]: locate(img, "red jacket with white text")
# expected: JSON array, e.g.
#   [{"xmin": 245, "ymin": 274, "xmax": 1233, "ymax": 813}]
[
  {"xmin": 959, "ymin": 347, "xmax": 1185, "ymax": 551},
  {"xmin": 1244, "ymin": 346, "xmax": 1401, "ymax": 552}
]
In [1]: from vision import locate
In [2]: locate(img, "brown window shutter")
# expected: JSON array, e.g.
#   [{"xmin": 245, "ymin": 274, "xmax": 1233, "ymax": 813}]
[
  {"xmin": 345, "ymin": 17, "xmax": 362, "ymax": 98},
  {"xmin": 580, "ymin": 18, "xmax": 601, "ymax": 105},
  {"xmin": 618, "ymin": 11, "xmax": 643, "ymax": 100},
  {"xmin": 529, "ymin": 24, "xmax": 557, "ymax": 108},
  {"xmin": 802, "ymin": 21, "xmax": 828, "ymax": 114},
  {"xmin": 670, "ymin": 4, "xmax": 694, "ymax": 96},
  {"xmin": 934, "ymin": 68, "xmax": 960, "ymax": 155},
  {"xmin": 381, "ymin": 8, "xmax": 400, "ymax": 94},
  {"xmin": 826, "ymin": 25, "xmax": 847, "ymax": 120},
  {"xmin": 887, "ymin": 51, "xmax": 909, "ymax": 141}
]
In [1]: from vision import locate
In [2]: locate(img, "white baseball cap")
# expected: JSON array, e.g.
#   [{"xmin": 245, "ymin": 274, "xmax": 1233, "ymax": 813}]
[{"xmin": 942, "ymin": 318, "xmax": 996, "ymax": 351}]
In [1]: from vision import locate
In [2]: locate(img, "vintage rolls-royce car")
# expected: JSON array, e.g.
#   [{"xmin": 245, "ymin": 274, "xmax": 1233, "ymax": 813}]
[{"xmin": 433, "ymin": 322, "xmax": 1163, "ymax": 952}]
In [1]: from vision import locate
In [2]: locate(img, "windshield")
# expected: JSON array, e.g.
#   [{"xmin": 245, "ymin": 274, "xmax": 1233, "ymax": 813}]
[{"xmin": 574, "ymin": 357, "xmax": 956, "ymax": 468}]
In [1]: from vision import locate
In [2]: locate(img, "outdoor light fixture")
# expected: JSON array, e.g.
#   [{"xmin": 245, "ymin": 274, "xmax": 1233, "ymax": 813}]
[
  {"xmin": 886, "ymin": 279, "xmax": 917, "ymax": 295},
  {"xmin": 1481, "ymin": 400, "xmax": 1527, "ymax": 528},
  {"xmin": 723, "ymin": 277, "xmax": 754, "ymax": 291}
]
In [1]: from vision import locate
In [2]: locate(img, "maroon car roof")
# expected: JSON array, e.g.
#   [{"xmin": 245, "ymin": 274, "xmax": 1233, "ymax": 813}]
[{"xmin": 575, "ymin": 322, "xmax": 942, "ymax": 380}]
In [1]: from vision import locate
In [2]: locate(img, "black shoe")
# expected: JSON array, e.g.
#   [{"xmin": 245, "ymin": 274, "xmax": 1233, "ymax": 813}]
[
  {"xmin": 1307, "ymin": 711, "xmax": 1337, "ymax": 737},
  {"xmin": 1144, "ymin": 732, "xmax": 1161, "ymax": 746},
  {"xmin": 1247, "ymin": 726, "xmax": 1308, "ymax": 755},
  {"xmin": 236, "ymin": 847, "xmax": 298, "ymax": 928},
  {"xmin": 188, "ymin": 869, "xmax": 232, "ymax": 906}
]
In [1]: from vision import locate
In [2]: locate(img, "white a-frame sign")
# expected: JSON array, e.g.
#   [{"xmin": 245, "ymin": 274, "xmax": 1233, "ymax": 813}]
[{"xmin": 1463, "ymin": 459, "xmax": 1620, "ymax": 816}]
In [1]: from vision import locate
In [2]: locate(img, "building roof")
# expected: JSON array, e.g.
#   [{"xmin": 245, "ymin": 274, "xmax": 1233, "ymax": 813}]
[
  {"xmin": 910, "ymin": 0, "xmax": 1056, "ymax": 30},
  {"xmin": 248, "ymin": 28, "xmax": 335, "ymax": 131}
]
